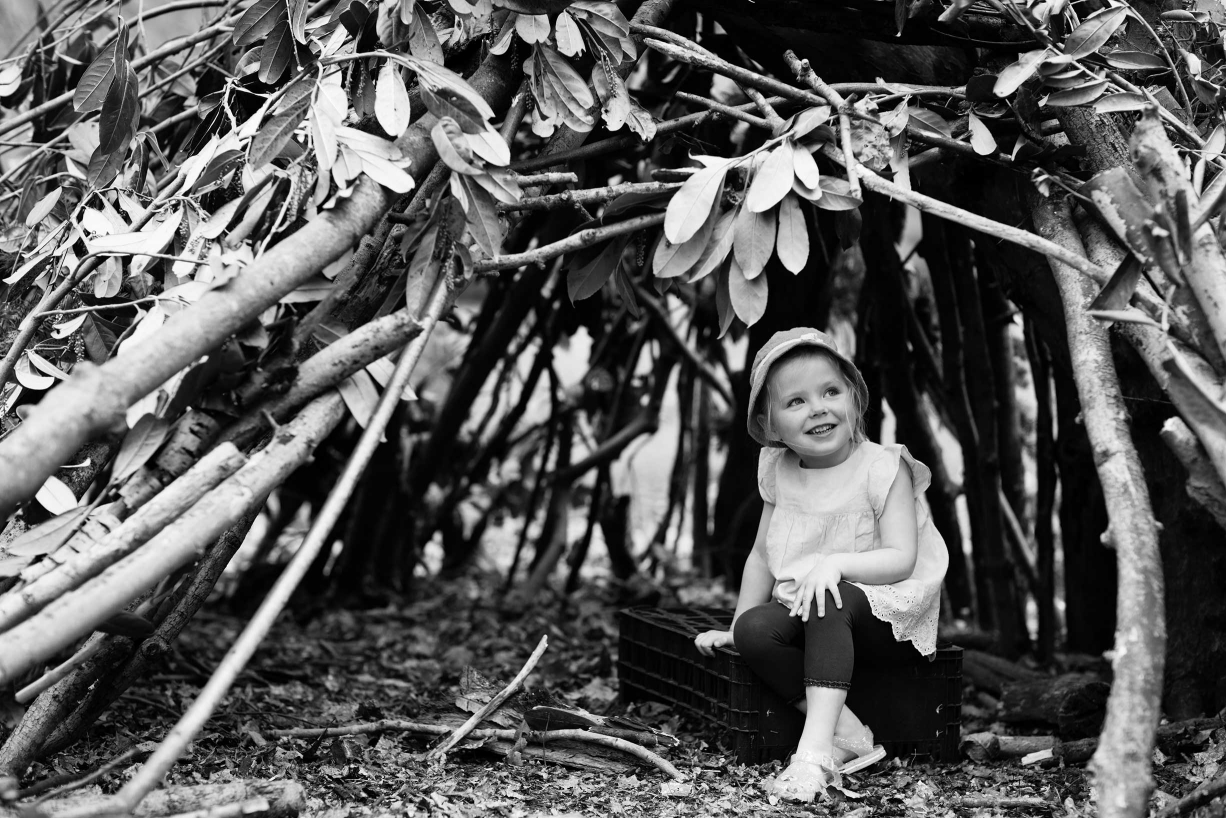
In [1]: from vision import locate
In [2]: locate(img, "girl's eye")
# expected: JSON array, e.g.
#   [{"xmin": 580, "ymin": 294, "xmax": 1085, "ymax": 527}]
[
  {"xmin": 825, "ymin": 388, "xmax": 840, "ymax": 397},
  {"xmin": 787, "ymin": 398, "xmax": 803, "ymax": 407}
]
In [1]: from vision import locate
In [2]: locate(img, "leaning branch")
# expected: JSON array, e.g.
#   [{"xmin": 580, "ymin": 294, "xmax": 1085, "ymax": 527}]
[
  {"xmin": 473, "ymin": 213, "xmax": 665, "ymax": 274},
  {"xmin": 1030, "ymin": 193, "xmax": 1165, "ymax": 818},
  {"xmin": 0, "ymin": 53, "xmax": 518, "ymax": 519}
]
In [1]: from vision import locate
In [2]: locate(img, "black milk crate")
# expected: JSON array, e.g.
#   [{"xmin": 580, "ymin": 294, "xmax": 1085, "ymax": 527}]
[{"xmin": 617, "ymin": 606, "xmax": 962, "ymax": 765}]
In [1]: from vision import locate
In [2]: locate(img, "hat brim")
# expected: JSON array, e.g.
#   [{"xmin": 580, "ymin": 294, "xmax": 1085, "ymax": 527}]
[{"xmin": 746, "ymin": 334, "xmax": 868, "ymax": 447}]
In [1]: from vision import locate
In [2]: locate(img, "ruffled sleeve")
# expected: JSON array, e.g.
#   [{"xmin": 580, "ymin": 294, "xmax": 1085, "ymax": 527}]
[
  {"xmin": 758, "ymin": 447, "xmax": 785, "ymax": 504},
  {"xmin": 867, "ymin": 444, "xmax": 933, "ymax": 518}
]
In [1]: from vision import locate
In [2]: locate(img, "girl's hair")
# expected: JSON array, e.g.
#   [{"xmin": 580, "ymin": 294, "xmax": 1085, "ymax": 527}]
[{"xmin": 759, "ymin": 347, "xmax": 868, "ymax": 444}]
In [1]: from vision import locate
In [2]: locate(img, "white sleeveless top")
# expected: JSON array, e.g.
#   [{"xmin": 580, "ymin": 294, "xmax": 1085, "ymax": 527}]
[{"xmin": 758, "ymin": 442, "xmax": 949, "ymax": 656}]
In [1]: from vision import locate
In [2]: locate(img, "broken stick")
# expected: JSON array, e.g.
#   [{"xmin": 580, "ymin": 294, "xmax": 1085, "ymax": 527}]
[{"xmin": 426, "ymin": 635, "xmax": 548, "ymax": 761}]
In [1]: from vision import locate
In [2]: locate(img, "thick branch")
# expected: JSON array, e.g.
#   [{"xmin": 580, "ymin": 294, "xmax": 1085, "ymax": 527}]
[
  {"xmin": 1131, "ymin": 109, "xmax": 1226, "ymax": 365},
  {"xmin": 1030, "ymin": 193, "xmax": 1165, "ymax": 818},
  {"xmin": 0, "ymin": 395, "xmax": 346, "ymax": 686},
  {"xmin": 0, "ymin": 444, "xmax": 246, "ymax": 632},
  {"xmin": 0, "ymin": 53, "xmax": 518, "ymax": 519}
]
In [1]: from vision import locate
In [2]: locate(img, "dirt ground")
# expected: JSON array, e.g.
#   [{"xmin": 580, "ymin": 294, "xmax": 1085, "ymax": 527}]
[{"xmin": 14, "ymin": 576, "xmax": 1220, "ymax": 818}]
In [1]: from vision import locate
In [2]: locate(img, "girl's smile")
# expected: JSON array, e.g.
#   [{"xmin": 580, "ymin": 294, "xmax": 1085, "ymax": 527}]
[{"xmin": 764, "ymin": 354, "xmax": 855, "ymax": 467}]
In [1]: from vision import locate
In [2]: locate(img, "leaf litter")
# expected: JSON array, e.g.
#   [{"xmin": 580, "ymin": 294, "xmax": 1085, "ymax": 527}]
[{"xmin": 8, "ymin": 573, "xmax": 1220, "ymax": 817}]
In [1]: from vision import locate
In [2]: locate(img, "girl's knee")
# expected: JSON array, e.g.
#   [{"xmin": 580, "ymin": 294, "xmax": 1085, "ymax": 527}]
[{"xmin": 733, "ymin": 604, "xmax": 790, "ymax": 653}]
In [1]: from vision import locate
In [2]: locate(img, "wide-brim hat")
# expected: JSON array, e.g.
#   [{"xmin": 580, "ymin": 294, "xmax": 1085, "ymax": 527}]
[{"xmin": 747, "ymin": 327, "xmax": 869, "ymax": 447}]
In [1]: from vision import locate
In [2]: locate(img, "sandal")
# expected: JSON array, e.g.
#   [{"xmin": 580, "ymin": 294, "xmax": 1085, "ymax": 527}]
[
  {"xmin": 764, "ymin": 749, "xmax": 841, "ymax": 802},
  {"xmin": 833, "ymin": 724, "xmax": 887, "ymax": 774}
]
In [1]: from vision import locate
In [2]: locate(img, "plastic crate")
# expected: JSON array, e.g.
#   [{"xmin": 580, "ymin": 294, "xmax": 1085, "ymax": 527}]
[{"xmin": 618, "ymin": 606, "xmax": 962, "ymax": 765}]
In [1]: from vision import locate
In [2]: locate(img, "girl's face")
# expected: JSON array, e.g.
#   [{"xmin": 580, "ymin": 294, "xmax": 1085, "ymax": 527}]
[{"xmin": 762, "ymin": 353, "xmax": 855, "ymax": 468}]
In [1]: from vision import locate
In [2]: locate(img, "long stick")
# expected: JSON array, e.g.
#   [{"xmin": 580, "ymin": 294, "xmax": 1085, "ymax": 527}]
[
  {"xmin": 104, "ymin": 275, "xmax": 457, "ymax": 814},
  {"xmin": 270, "ymin": 719, "xmax": 684, "ymax": 780},
  {"xmin": 426, "ymin": 634, "xmax": 548, "ymax": 760},
  {"xmin": 473, "ymin": 213, "xmax": 664, "ymax": 274}
]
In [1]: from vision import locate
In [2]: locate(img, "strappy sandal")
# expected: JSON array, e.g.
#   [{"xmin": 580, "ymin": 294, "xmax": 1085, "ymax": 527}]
[
  {"xmin": 764, "ymin": 749, "xmax": 841, "ymax": 802},
  {"xmin": 833, "ymin": 724, "xmax": 887, "ymax": 774}
]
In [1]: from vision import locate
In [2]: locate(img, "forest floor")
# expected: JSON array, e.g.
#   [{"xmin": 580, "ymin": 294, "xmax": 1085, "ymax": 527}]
[{"xmin": 15, "ymin": 575, "xmax": 1221, "ymax": 818}]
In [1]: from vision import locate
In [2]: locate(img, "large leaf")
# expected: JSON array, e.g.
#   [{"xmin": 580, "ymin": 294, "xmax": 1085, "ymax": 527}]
[
  {"xmin": 431, "ymin": 119, "xmax": 483, "ymax": 175},
  {"xmin": 811, "ymin": 176, "xmax": 862, "ymax": 211},
  {"xmin": 568, "ymin": 235, "xmax": 629, "ymax": 302},
  {"xmin": 3, "ymin": 506, "xmax": 92, "ymax": 559},
  {"xmin": 689, "ymin": 209, "xmax": 737, "ymax": 283},
  {"xmin": 728, "ymin": 256, "xmax": 768, "ymax": 326},
  {"xmin": 1094, "ymin": 92, "xmax": 1148, "ymax": 113},
  {"xmin": 376, "ymin": 61, "xmax": 412, "ymax": 136},
  {"xmin": 24, "ymin": 188, "xmax": 61, "ymax": 228},
  {"xmin": 1062, "ymin": 6, "xmax": 1128, "ymax": 61},
  {"xmin": 967, "ymin": 112, "xmax": 997, "ymax": 156},
  {"xmin": 98, "ymin": 62, "xmax": 138, "ymax": 155},
  {"xmin": 515, "ymin": 13, "xmax": 551, "ymax": 44},
  {"xmin": 529, "ymin": 42, "xmax": 595, "ymax": 130},
  {"xmin": 235, "ymin": 0, "xmax": 288, "ymax": 46},
  {"xmin": 420, "ymin": 84, "xmax": 489, "ymax": 133},
  {"xmin": 775, "ymin": 193, "xmax": 808, "ymax": 273},
  {"xmin": 746, "ymin": 145, "xmax": 796, "ymax": 213},
  {"xmin": 288, "ymin": 0, "xmax": 309, "ymax": 42},
  {"xmin": 664, "ymin": 164, "xmax": 728, "ymax": 244},
  {"xmin": 35, "ymin": 475, "xmax": 78, "ymax": 515},
  {"xmin": 1104, "ymin": 51, "xmax": 1166, "ymax": 70},
  {"xmin": 652, "ymin": 214, "xmax": 713, "ymax": 279},
  {"xmin": 112, "ymin": 414, "xmax": 172, "ymax": 483},
  {"xmin": 454, "ymin": 176, "xmax": 504, "ymax": 256},
  {"xmin": 249, "ymin": 86, "xmax": 312, "ymax": 167},
  {"xmin": 733, "ymin": 206, "xmax": 777, "ymax": 280},
  {"xmin": 74, "ymin": 30, "xmax": 122, "ymax": 115},
  {"xmin": 716, "ymin": 260, "xmax": 735, "ymax": 338},
  {"xmin": 408, "ymin": 7, "xmax": 445, "ymax": 63},
  {"xmin": 555, "ymin": 10, "xmax": 585, "ymax": 56},
  {"xmin": 258, "ymin": 14, "xmax": 296, "ymax": 84},
  {"xmin": 1044, "ymin": 80, "xmax": 1107, "ymax": 107},
  {"xmin": 994, "ymin": 49, "xmax": 1049, "ymax": 98}
]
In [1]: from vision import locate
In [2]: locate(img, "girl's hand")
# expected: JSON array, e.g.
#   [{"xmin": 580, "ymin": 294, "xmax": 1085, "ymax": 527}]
[
  {"xmin": 694, "ymin": 629, "xmax": 734, "ymax": 656},
  {"xmin": 791, "ymin": 557, "xmax": 843, "ymax": 621}
]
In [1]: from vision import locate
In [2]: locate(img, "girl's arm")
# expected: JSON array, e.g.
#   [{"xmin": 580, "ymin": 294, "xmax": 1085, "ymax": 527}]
[
  {"xmin": 834, "ymin": 466, "xmax": 918, "ymax": 584},
  {"xmin": 695, "ymin": 503, "xmax": 776, "ymax": 655},
  {"xmin": 732, "ymin": 503, "xmax": 776, "ymax": 627},
  {"xmin": 790, "ymin": 467, "xmax": 919, "ymax": 621}
]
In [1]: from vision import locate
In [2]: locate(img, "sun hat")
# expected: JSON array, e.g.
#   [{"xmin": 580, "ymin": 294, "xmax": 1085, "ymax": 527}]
[{"xmin": 746, "ymin": 327, "xmax": 870, "ymax": 447}]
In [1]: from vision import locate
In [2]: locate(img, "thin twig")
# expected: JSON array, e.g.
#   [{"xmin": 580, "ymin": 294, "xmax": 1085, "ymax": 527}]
[
  {"xmin": 270, "ymin": 719, "xmax": 684, "ymax": 780},
  {"xmin": 785, "ymin": 51, "xmax": 861, "ymax": 200},
  {"xmin": 22, "ymin": 745, "xmax": 147, "ymax": 802},
  {"xmin": 1156, "ymin": 771, "xmax": 1226, "ymax": 818},
  {"xmin": 497, "ymin": 181, "xmax": 680, "ymax": 213},
  {"xmin": 634, "ymin": 286, "xmax": 733, "ymax": 407},
  {"xmin": 823, "ymin": 144, "xmax": 1111, "ymax": 285},
  {"xmin": 744, "ymin": 88, "xmax": 788, "ymax": 134},
  {"xmin": 955, "ymin": 796, "xmax": 1053, "ymax": 810},
  {"xmin": 108, "ymin": 273, "xmax": 459, "ymax": 814},
  {"xmin": 514, "ymin": 171, "xmax": 579, "ymax": 187},
  {"xmin": 426, "ymin": 635, "xmax": 549, "ymax": 760},
  {"xmin": 674, "ymin": 92, "xmax": 772, "ymax": 130},
  {"xmin": 473, "ymin": 213, "xmax": 665, "ymax": 274},
  {"xmin": 508, "ymin": 98, "xmax": 789, "ymax": 173}
]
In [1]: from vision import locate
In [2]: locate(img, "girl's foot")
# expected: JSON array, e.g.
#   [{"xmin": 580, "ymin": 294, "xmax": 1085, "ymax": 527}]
[
  {"xmin": 833, "ymin": 724, "xmax": 887, "ymax": 774},
  {"xmin": 765, "ymin": 750, "xmax": 841, "ymax": 802}
]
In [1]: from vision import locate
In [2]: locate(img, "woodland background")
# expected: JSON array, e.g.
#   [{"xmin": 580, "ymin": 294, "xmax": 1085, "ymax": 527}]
[{"xmin": 0, "ymin": 0, "xmax": 1224, "ymax": 816}]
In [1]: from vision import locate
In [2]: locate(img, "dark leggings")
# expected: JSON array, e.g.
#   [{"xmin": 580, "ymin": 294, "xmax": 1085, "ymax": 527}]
[{"xmin": 732, "ymin": 582, "xmax": 922, "ymax": 703}]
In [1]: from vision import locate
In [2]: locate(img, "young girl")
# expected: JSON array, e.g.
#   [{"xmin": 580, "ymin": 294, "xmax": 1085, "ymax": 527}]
[{"xmin": 695, "ymin": 327, "xmax": 949, "ymax": 802}]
